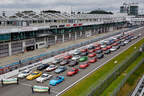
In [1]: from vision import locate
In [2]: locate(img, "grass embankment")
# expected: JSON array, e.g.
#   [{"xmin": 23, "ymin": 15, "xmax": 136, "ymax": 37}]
[
  {"xmin": 117, "ymin": 58, "xmax": 144, "ymax": 96},
  {"xmin": 61, "ymin": 38, "xmax": 144, "ymax": 96},
  {"xmin": 100, "ymin": 53, "xmax": 144, "ymax": 96}
]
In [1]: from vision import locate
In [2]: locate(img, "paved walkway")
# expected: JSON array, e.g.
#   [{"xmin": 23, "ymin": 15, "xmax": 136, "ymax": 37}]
[{"xmin": 0, "ymin": 28, "xmax": 128, "ymax": 66}]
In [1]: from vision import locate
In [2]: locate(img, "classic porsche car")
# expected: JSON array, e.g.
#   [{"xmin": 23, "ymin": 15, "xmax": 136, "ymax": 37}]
[
  {"xmin": 79, "ymin": 63, "xmax": 90, "ymax": 69},
  {"xmin": 79, "ymin": 56, "xmax": 88, "ymax": 62},
  {"xmin": 72, "ymin": 55, "xmax": 81, "ymax": 60},
  {"xmin": 80, "ymin": 52, "xmax": 88, "ymax": 56},
  {"xmin": 64, "ymin": 55, "xmax": 72, "ymax": 59},
  {"xmin": 95, "ymin": 47, "xmax": 101, "ymax": 51},
  {"xmin": 36, "ymin": 73, "xmax": 52, "ymax": 83},
  {"xmin": 60, "ymin": 60, "xmax": 69, "ymax": 66},
  {"xmin": 26, "ymin": 71, "xmax": 42, "ymax": 80},
  {"xmin": 73, "ymin": 49, "xmax": 81, "ymax": 55},
  {"xmin": 55, "ymin": 66, "xmax": 67, "ymax": 74},
  {"xmin": 87, "ymin": 46, "xmax": 95, "ymax": 50},
  {"xmin": 95, "ymin": 50, "xmax": 103, "ymax": 54},
  {"xmin": 49, "ymin": 76, "xmax": 64, "ymax": 86},
  {"xmin": 37, "ymin": 64, "xmax": 49, "ymax": 71},
  {"xmin": 88, "ymin": 49, "xmax": 95, "ymax": 53},
  {"xmin": 97, "ymin": 54, "xmax": 104, "ymax": 59},
  {"xmin": 88, "ymin": 58, "xmax": 97, "ymax": 63},
  {"xmin": 52, "ymin": 58, "xmax": 62, "ymax": 65},
  {"xmin": 104, "ymin": 50, "xmax": 111, "ymax": 54},
  {"xmin": 68, "ymin": 60, "xmax": 79, "ymax": 67},
  {"xmin": 112, "ymin": 43, "xmax": 118, "ymax": 46},
  {"xmin": 106, "ymin": 45, "xmax": 112, "ymax": 49},
  {"xmin": 88, "ymin": 53, "xmax": 96, "ymax": 58},
  {"xmin": 46, "ymin": 65, "xmax": 57, "ymax": 72},
  {"xmin": 94, "ymin": 44, "xmax": 101, "ymax": 47},
  {"xmin": 80, "ymin": 48, "xmax": 88, "ymax": 52},
  {"xmin": 67, "ymin": 68, "xmax": 79, "ymax": 76},
  {"xmin": 18, "ymin": 69, "xmax": 31, "ymax": 78},
  {"xmin": 102, "ymin": 47, "xmax": 108, "ymax": 51}
]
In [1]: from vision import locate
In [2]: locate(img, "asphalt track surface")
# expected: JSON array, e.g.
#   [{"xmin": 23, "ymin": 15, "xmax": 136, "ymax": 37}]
[{"xmin": 0, "ymin": 28, "xmax": 144, "ymax": 96}]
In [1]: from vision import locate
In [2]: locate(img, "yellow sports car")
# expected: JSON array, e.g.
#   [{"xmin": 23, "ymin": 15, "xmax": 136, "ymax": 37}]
[{"xmin": 26, "ymin": 71, "xmax": 42, "ymax": 80}]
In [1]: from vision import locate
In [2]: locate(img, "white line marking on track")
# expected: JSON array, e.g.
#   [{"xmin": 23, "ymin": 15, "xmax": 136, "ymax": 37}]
[{"xmin": 21, "ymin": 83, "xmax": 32, "ymax": 87}]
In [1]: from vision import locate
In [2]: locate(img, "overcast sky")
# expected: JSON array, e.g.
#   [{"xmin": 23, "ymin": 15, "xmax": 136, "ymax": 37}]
[{"xmin": 0, "ymin": 0, "xmax": 144, "ymax": 14}]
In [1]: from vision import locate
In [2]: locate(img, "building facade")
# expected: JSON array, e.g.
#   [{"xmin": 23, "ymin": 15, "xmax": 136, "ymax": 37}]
[{"xmin": 0, "ymin": 11, "xmax": 132, "ymax": 58}]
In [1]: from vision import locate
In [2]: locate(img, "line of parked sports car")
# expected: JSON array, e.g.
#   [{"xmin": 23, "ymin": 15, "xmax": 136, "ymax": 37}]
[{"xmin": 17, "ymin": 33, "xmax": 139, "ymax": 86}]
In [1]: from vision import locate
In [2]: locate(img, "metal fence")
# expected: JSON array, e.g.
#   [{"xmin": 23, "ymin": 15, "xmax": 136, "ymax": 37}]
[
  {"xmin": 88, "ymin": 50, "xmax": 141, "ymax": 96},
  {"xmin": 111, "ymin": 59, "xmax": 144, "ymax": 96},
  {"xmin": 0, "ymin": 27, "xmax": 139, "ymax": 75}
]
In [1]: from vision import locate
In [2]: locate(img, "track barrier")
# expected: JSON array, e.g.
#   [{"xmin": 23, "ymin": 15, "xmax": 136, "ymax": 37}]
[
  {"xmin": 32, "ymin": 85, "xmax": 50, "ymax": 94},
  {"xmin": 1, "ymin": 78, "xmax": 19, "ymax": 86}
]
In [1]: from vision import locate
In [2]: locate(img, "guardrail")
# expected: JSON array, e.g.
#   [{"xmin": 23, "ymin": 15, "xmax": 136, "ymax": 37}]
[
  {"xmin": 131, "ymin": 71, "xmax": 144, "ymax": 96},
  {"xmin": 0, "ymin": 26, "xmax": 140, "ymax": 76},
  {"xmin": 111, "ymin": 59, "xmax": 144, "ymax": 96}
]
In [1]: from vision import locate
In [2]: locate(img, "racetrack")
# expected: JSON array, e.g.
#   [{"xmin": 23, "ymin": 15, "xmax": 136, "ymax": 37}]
[{"xmin": 0, "ymin": 27, "xmax": 144, "ymax": 96}]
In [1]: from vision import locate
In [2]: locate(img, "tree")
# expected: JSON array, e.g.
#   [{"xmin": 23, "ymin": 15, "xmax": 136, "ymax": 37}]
[{"xmin": 88, "ymin": 10, "xmax": 113, "ymax": 14}]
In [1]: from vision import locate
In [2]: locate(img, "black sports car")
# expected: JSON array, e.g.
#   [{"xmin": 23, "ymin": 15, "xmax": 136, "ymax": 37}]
[
  {"xmin": 104, "ymin": 50, "xmax": 111, "ymax": 54},
  {"xmin": 60, "ymin": 60, "xmax": 69, "ymax": 66},
  {"xmin": 37, "ymin": 64, "xmax": 49, "ymax": 71},
  {"xmin": 97, "ymin": 54, "xmax": 104, "ymax": 59},
  {"xmin": 95, "ymin": 50, "xmax": 103, "ymax": 54},
  {"xmin": 68, "ymin": 60, "xmax": 79, "ymax": 67},
  {"xmin": 80, "ymin": 52, "xmax": 88, "ymax": 56}
]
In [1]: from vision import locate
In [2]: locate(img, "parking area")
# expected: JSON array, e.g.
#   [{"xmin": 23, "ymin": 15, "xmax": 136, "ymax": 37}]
[{"xmin": 0, "ymin": 28, "xmax": 143, "ymax": 96}]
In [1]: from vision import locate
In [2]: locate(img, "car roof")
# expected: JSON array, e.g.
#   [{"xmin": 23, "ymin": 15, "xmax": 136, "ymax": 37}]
[
  {"xmin": 33, "ymin": 71, "xmax": 39, "ymax": 73},
  {"xmin": 42, "ymin": 73, "xmax": 49, "ymax": 76}
]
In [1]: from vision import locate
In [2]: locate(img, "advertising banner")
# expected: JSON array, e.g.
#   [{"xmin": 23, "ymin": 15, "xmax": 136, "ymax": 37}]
[
  {"xmin": 2, "ymin": 78, "xmax": 19, "ymax": 85},
  {"xmin": 32, "ymin": 85, "xmax": 50, "ymax": 93}
]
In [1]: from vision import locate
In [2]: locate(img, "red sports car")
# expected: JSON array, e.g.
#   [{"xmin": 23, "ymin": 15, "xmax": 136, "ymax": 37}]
[
  {"xmin": 94, "ymin": 44, "xmax": 101, "ymax": 47},
  {"xmin": 106, "ymin": 45, "xmax": 112, "ymax": 49},
  {"xmin": 102, "ymin": 47, "xmax": 108, "ymax": 51},
  {"xmin": 95, "ymin": 47, "xmax": 101, "ymax": 51},
  {"xmin": 81, "ymin": 49, "xmax": 88, "ymax": 52},
  {"xmin": 114, "ymin": 39, "xmax": 119, "ymax": 42},
  {"xmin": 88, "ymin": 58, "xmax": 97, "ymax": 63},
  {"xmin": 79, "ymin": 63, "xmax": 90, "ymax": 69},
  {"xmin": 64, "ymin": 55, "xmax": 72, "ymax": 59},
  {"xmin": 67, "ymin": 68, "xmax": 79, "ymax": 76},
  {"xmin": 88, "ymin": 53, "xmax": 96, "ymax": 58},
  {"xmin": 112, "ymin": 43, "xmax": 118, "ymax": 46},
  {"xmin": 88, "ymin": 49, "xmax": 95, "ymax": 53}
]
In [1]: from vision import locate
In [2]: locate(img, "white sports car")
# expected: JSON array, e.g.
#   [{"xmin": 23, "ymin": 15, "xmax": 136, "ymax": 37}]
[
  {"xmin": 18, "ymin": 69, "xmax": 31, "ymax": 78},
  {"xmin": 124, "ymin": 40, "xmax": 129, "ymax": 44},
  {"xmin": 36, "ymin": 73, "xmax": 52, "ymax": 83},
  {"xmin": 72, "ymin": 55, "xmax": 81, "ymax": 60},
  {"xmin": 110, "ymin": 47, "xmax": 117, "ymax": 52},
  {"xmin": 46, "ymin": 65, "xmax": 57, "ymax": 72}
]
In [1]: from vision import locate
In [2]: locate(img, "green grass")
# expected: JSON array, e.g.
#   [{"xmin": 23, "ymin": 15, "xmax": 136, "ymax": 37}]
[
  {"xmin": 117, "ymin": 57, "xmax": 144, "ymax": 96},
  {"xmin": 61, "ymin": 38, "xmax": 144, "ymax": 96},
  {"xmin": 100, "ymin": 52, "xmax": 144, "ymax": 96}
]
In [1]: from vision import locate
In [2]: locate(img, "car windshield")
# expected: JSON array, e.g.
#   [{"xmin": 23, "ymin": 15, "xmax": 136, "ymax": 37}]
[
  {"xmin": 22, "ymin": 71, "xmax": 29, "ymax": 74},
  {"xmin": 59, "ymin": 66, "xmax": 64, "ymax": 69},
  {"xmin": 31, "ymin": 73, "xmax": 39, "ymax": 75},
  {"xmin": 49, "ymin": 65, "xmax": 54, "ymax": 68},
  {"xmin": 39, "ymin": 64, "xmax": 45, "ymax": 67},
  {"xmin": 41, "ymin": 75, "xmax": 48, "ymax": 77},
  {"xmin": 55, "ymin": 77, "xmax": 61, "ymax": 80},
  {"xmin": 75, "ymin": 51, "xmax": 79, "ymax": 53}
]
